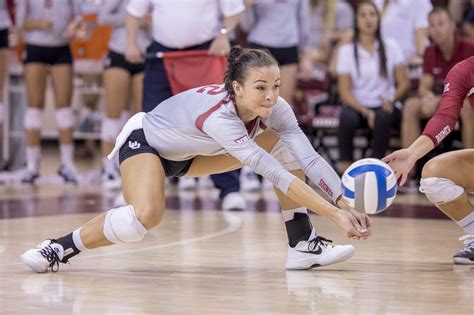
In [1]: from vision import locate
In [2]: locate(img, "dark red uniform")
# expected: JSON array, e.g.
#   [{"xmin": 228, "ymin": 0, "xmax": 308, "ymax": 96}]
[{"xmin": 422, "ymin": 56, "xmax": 474, "ymax": 146}]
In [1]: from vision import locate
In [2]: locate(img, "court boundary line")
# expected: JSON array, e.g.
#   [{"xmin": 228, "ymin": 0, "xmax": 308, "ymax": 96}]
[{"xmin": 1, "ymin": 211, "xmax": 242, "ymax": 267}]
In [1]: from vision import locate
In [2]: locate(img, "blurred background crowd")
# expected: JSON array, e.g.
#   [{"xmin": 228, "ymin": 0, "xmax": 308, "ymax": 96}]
[{"xmin": 0, "ymin": 0, "xmax": 472, "ymax": 210}]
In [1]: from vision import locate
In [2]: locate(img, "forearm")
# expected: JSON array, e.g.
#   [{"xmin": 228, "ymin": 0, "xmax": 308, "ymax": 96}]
[
  {"xmin": 415, "ymin": 28, "xmax": 428, "ymax": 58},
  {"xmin": 126, "ymin": 13, "xmax": 141, "ymax": 48},
  {"xmin": 340, "ymin": 91, "xmax": 369, "ymax": 115},
  {"xmin": 287, "ymin": 177, "xmax": 340, "ymax": 221},
  {"xmin": 394, "ymin": 79, "xmax": 410, "ymax": 102},
  {"xmin": 223, "ymin": 13, "xmax": 242, "ymax": 32},
  {"xmin": 408, "ymin": 135, "xmax": 434, "ymax": 160}
]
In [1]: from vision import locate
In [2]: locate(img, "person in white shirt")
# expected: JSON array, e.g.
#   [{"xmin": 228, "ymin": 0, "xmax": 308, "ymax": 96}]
[
  {"xmin": 15, "ymin": 0, "xmax": 83, "ymax": 184},
  {"xmin": 0, "ymin": 0, "xmax": 11, "ymax": 125},
  {"xmin": 374, "ymin": 0, "xmax": 432, "ymax": 65},
  {"xmin": 98, "ymin": 0, "xmax": 151, "ymax": 189},
  {"xmin": 125, "ymin": 0, "xmax": 247, "ymax": 210},
  {"xmin": 336, "ymin": 0, "xmax": 409, "ymax": 172},
  {"xmin": 240, "ymin": 0, "xmax": 312, "ymax": 106},
  {"xmin": 20, "ymin": 46, "xmax": 371, "ymax": 274}
]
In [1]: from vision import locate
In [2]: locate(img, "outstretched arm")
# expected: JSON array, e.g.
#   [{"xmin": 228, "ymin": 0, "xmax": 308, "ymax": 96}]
[{"xmin": 383, "ymin": 58, "xmax": 472, "ymax": 185}]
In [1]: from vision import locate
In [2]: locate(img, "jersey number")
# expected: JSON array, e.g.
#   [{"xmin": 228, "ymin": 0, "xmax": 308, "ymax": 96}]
[{"xmin": 196, "ymin": 85, "xmax": 226, "ymax": 95}]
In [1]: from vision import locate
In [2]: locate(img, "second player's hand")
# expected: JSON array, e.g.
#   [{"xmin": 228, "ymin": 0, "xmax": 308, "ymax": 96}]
[{"xmin": 382, "ymin": 149, "xmax": 417, "ymax": 186}]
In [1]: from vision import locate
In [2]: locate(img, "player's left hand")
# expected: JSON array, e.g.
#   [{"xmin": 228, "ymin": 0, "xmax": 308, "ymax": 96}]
[
  {"xmin": 336, "ymin": 197, "xmax": 372, "ymax": 239},
  {"xmin": 209, "ymin": 34, "xmax": 231, "ymax": 56}
]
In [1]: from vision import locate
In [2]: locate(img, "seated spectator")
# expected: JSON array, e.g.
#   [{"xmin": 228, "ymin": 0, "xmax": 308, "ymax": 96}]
[
  {"xmin": 401, "ymin": 7, "xmax": 474, "ymax": 185},
  {"xmin": 374, "ymin": 0, "xmax": 432, "ymax": 66},
  {"xmin": 336, "ymin": 0, "xmax": 409, "ymax": 172}
]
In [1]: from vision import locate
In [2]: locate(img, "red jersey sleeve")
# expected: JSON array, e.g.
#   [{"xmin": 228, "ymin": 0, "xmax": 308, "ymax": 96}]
[{"xmin": 422, "ymin": 56, "xmax": 474, "ymax": 146}]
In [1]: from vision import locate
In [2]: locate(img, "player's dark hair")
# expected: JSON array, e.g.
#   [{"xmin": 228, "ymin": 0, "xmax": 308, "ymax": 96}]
[
  {"xmin": 224, "ymin": 45, "xmax": 278, "ymax": 96},
  {"xmin": 353, "ymin": 0, "xmax": 388, "ymax": 78}
]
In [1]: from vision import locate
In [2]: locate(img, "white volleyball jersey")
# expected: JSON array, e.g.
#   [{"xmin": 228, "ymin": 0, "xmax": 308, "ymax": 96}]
[
  {"xmin": 98, "ymin": 0, "xmax": 151, "ymax": 54},
  {"xmin": 0, "ymin": 0, "xmax": 11, "ymax": 30},
  {"xmin": 143, "ymin": 84, "xmax": 341, "ymax": 199},
  {"xmin": 16, "ymin": 0, "xmax": 82, "ymax": 46}
]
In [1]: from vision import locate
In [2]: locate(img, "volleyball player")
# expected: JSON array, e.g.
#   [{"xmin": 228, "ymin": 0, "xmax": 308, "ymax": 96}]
[
  {"xmin": 384, "ymin": 56, "xmax": 474, "ymax": 264},
  {"xmin": 15, "ymin": 0, "xmax": 83, "ymax": 184},
  {"xmin": 21, "ymin": 46, "xmax": 370, "ymax": 273},
  {"xmin": 98, "ymin": 0, "xmax": 151, "ymax": 189}
]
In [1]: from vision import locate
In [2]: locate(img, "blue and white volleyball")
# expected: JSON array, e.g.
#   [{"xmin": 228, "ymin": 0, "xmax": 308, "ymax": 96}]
[{"xmin": 341, "ymin": 158, "xmax": 397, "ymax": 214}]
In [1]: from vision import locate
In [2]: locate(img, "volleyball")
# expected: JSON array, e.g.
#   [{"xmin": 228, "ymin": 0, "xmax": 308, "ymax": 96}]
[{"xmin": 341, "ymin": 158, "xmax": 397, "ymax": 215}]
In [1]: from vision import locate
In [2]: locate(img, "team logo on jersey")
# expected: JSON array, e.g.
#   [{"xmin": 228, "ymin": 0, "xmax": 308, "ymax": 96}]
[
  {"xmin": 234, "ymin": 135, "xmax": 250, "ymax": 144},
  {"xmin": 129, "ymin": 141, "xmax": 141, "ymax": 149},
  {"xmin": 435, "ymin": 125, "xmax": 451, "ymax": 143},
  {"xmin": 443, "ymin": 82, "xmax": 450, "ymax": 94}
]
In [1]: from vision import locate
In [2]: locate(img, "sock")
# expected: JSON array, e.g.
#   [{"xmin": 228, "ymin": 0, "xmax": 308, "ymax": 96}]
[
  {"xmin": 26, "ymin": 146, "xmax": 40, "ymax": 171},
  {"xmin": 0, "ymin": 102, "xmax": 4, "ymax": 124},
  {"xmin": 457, "ymin": 212, "xmax": 474, "ymax": 235},
  {"xmin": 55, "ymin": 228, "xmax": 85, "ymax": 263},
  {"xmin": 283, "ymin": 207, "xmax": 313, "ymax": 247},
  {"xmin": 60, "ymin": 144, "xmax": 74, "ymax": 167}
]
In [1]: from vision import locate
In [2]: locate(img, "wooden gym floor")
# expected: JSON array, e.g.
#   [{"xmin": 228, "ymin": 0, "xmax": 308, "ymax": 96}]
[{"xmin": 0, "ymin": 149, "xmax": 472, "ymax": 314}]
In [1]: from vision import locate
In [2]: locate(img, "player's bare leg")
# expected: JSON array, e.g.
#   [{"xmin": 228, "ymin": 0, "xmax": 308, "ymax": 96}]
[
  {"xmin": 420, "ymin": 149, "xmax": 474, "ymax": 264},
  {"xmin": 21, "ymin": 153, "xmax": 166, "ymax": 272}
]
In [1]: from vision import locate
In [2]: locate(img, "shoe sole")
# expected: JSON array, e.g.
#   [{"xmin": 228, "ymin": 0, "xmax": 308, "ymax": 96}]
[
  {"xmin": 20, "ymin": 252, "xmax": 47, "ymax": 273},
  {"xmin": 453, "ymin": 257, "xmax": 474, "ymax": 265},
  {"xmin": 286, "ymin": 248, "xmax": 355, "ymax": 270}
]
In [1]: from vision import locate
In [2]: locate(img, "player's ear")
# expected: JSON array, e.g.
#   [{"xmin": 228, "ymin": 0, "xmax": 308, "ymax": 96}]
[{"xmin": 232, "ymin": 80, "xmax": 243, "ymax": 98}]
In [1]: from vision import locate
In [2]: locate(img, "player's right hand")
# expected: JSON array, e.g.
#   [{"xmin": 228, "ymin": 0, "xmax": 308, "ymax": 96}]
[
  {"xmin": 125, "ymin": 44, "xmax": 144, "ymax": 64},
  {"xmin": 382, "ymin": 149, "xmax": 416, "ymax": 186}
]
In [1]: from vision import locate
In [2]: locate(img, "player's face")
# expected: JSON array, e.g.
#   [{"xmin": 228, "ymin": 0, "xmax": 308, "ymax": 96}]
[
  {"xmin": 235, "ymin": 65, "xmax": 281, "ymax": 119},
  {"xmin": 429, "ymin": 12, "xmax": 455, "ymax": 45},
  {"xmin": 356, "ymin": 3, "xmax": 379, "ymax": 36}
]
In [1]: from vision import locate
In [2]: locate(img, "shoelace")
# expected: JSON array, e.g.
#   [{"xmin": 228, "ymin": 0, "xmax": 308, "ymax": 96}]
[
  {"xmin": 459, "ymin": 235, "xmax": 474, "ymax": 250},
  {"xmin": 39, "ymin": 245, "xmax": 60, "ymax": 272},
  {"xmin": 307, "ymin": 236, "xmax": 333, "ymax": 251}
]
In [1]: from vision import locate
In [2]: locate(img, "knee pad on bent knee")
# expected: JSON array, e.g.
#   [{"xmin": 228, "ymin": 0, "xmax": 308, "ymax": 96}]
[
  {"xmin": 24, "ymin": 108, "xmax": 44, "ymax": 130},
  {"xmin": 103, "ymin": 205, "xmax": 148, "ymax": 243},
  {"xmin": 55, "ymin": 107, "xmax": 75, "ymax": 129},
  {"xmin": 101, "ymin": 117, "xmax": 122, "ymax": 142},
  {"xmin": 419, "ymin": 177, "xmax": 464, "ymax": 204},
  {"xmin": 270, "ymin": 140, "xmax": 300, "ymax": 170}
]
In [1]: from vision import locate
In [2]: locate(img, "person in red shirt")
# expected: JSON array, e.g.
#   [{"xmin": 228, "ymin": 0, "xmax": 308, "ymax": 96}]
[
  {"xmin": 384, "ymin": 56, "xmax": 474, "ymax": 265},
  {"xmin": 401, "ymin": 7, "xmax": 474, "ymax": 177}
]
